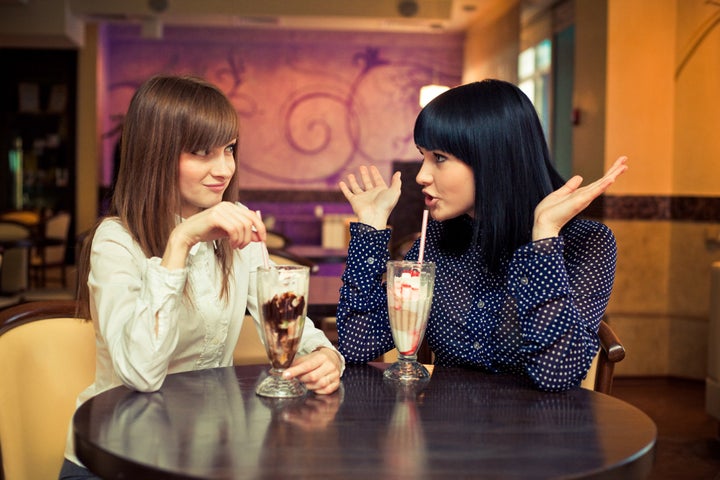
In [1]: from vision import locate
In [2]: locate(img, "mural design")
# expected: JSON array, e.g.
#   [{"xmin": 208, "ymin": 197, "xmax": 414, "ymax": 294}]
[{"xmin": 102, "ymin": 25, "xmax": 463, "ymax": 190}]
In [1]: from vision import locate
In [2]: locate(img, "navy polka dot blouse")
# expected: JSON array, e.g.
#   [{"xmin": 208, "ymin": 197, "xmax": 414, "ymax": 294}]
[{"xmin": 336, "ymin": 217, "xmax": 617, "ymax": 392}]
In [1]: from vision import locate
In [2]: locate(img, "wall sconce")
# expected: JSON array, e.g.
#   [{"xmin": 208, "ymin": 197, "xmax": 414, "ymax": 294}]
[{"xmin": 419, "ymin": 84, "xmax": 449, "ymax": 107}]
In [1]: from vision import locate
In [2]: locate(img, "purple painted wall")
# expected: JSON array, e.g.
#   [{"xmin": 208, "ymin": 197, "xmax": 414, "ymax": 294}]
[{"xmin": 99, "ymin": 25, "xmax": 463, "ymax": 244}]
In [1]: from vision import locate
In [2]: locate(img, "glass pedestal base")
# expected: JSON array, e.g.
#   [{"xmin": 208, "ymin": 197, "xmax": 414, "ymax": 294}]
[
  {"xmin": 383, "ymin": 356, "xmax": 430, "ymax": 382},
  {"xmin": 255, "ymin": 369, "xmax": 307, "ymax": 398}
]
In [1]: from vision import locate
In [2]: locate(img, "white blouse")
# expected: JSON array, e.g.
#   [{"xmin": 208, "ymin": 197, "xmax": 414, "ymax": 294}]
[{"xmin": 65, "ymin": 216, "xmax": 340, "ymax": 466}]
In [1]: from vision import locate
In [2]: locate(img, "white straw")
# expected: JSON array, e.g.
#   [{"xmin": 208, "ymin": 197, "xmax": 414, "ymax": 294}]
[
  {"xmin": 256, "ymin": 210, "xmax": 271, "ymax": 269},
  {"xmin": 418, "ymin": 209, "xmax": 429, "ymax": 264}
]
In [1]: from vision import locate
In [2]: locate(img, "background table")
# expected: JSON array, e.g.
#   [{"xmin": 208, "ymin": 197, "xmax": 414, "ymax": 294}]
[
  {"xmin": 307, "ymin": 274, "xmax": 343, "ymax": 318},
  {"xmin": 74, "ymin": 364, "xmax": 656, "ymax": 480},
  {"xmin": 286, "ymin": 245, "xmax": 348, "ymax": 265}
]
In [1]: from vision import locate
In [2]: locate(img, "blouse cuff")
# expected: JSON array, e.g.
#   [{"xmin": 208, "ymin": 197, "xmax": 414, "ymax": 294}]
[
  {"xmin": 508, "ymin": 236, "xmax": 569, "ymax": 310},
  {"xmin": 345, "ymin": 223, "xmax": 391, "ymax": 276}
]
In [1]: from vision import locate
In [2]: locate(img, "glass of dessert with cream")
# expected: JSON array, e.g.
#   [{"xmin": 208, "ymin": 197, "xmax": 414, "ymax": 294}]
[
  {"xmin": 384, "ymin": 260, "xmax": 435, "ymax": 382},
  {"xmin": 255, "ymin": 265, "xmax": 310, "ymax": 398}
]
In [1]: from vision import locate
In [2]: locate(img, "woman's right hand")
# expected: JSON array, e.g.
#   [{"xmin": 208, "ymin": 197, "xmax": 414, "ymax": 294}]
[
  {"xmin": 338, "ymin": 165, "xmax": 402, "ymax": 230},
  {"xmin": 162, "ymin": 202, "xmax": 266, "ymax": 269}
]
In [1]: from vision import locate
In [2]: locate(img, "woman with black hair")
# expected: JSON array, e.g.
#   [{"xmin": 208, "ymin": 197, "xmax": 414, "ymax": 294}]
[{"xmin": 336, "ymin": 79, "xmax": 627, "ymax": 392}]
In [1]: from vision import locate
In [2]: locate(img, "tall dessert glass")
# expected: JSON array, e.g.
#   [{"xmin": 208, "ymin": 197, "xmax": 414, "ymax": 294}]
[
  {"xmin": 255, "ymin": 265, "xmax": 310, "ymax": 398},
  {"xmin": 384, "ymin": 260, "xmax": 435, "ymax": 382}
]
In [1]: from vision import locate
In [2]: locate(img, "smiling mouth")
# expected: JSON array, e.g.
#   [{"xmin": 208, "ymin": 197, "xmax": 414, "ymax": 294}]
[{"xmin": 206, "ymin": 184, "xmax": 226, "ymax": 193}]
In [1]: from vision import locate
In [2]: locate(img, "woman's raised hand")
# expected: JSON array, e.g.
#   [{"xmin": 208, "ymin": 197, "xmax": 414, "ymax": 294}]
[
  {"xmin": 338, "ymin": 165, "xmax": 402, "ymax": 230},
  {"xmin": 162, "ymin": 203, "xmax": 266, "ymax": 269},
  {"xmin": 532, "ymin": 156, "xmax": 628, "ymax": 241}
]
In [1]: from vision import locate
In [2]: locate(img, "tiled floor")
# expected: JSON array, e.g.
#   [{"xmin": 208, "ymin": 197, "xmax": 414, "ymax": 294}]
[{"xmin": 612, "ymin": 377, "xmax": 720, "ymax": 479}]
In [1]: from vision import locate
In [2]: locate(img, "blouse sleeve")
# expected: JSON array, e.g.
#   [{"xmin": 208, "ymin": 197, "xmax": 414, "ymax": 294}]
[
  {"xmin": 506, "ymin": 221, "xmax": 617, "ymax": 391},
  {"xmin": 89, "ymin": 220, "xmax": 186, "ymax": 392},
  {"xmin": 336, "ymin": 222, "xmax": 396, "ymax": 363}
]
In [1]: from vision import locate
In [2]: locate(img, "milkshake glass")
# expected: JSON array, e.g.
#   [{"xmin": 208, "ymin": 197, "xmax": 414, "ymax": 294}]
[{"xmin": 384, "ymin": 260, "xmax": 435, "ymax": 381}]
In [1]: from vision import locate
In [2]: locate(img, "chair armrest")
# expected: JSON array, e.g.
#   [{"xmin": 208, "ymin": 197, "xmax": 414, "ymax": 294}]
[{"xmin": 598, "ymin": 321, "xmax": 626, "ymax": 363}]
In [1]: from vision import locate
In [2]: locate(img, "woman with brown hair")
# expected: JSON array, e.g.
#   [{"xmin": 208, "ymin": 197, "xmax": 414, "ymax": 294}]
[{"xmin": 59, "ymin": 75, "xmax": 343, "ymax": 479}]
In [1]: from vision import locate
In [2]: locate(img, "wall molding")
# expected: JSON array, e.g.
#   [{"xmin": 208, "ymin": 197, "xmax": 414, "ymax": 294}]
[
  {"xmin": 602, "ymin": 195, "xmax": 720, "ymax": 222},
  {"xmin": 238, "ymin": 191, "xmax": 720, "ymax": 223}
]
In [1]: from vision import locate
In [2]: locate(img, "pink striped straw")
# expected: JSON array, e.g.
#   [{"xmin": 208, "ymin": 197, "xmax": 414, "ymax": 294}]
[
  {"xmin": 418, "ymin": 209, "xmax": 429, "ymax": 264},
  {"xmin": 255, "ymin": 210, "xmax": 271, "ymax": 269}
]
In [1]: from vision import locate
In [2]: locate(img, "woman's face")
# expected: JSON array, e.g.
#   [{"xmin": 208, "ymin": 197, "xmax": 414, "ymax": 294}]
[
  {"xmin": 178, "ymin": 140, "xmax": 236, "ymax": 218},
  {"xmin": 416, "ymin": 147, "xmax": 475, "ymax": 221}
]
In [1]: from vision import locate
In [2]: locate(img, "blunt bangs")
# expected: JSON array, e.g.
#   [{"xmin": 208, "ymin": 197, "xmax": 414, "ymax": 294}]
[
  {"xmin": 177, "ymin": 85, "xmax": 239, "ymax": 155},
  {"xmin": 414, "ymin": 92, "xmax": 475, "ymax": 162}
]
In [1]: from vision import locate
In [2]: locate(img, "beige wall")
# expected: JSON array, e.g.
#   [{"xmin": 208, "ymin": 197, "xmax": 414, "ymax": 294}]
[
  {"xmin": 573, "ymin": 0, "xmax": 608, "ymax": 183},
  {"xmin": 604, "ymin": 0, "xmax": 720, "ymax": 379},
  {"xmin": 674, "ymin": 1, "xmax": 720, "ymax": 195},
  {"xmin": 605, "ymin": 0, "xmax": 675, "ymax": 195},
  {"xmin": 462, "ymin": 1, "xmax": 520, "ymax": 84}
]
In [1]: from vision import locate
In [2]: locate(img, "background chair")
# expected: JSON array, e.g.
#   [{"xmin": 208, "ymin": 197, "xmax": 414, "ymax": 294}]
[
  {"xmin": 0, "ymin": 300, "xmax": 95, "ymax": 480},
  {"xmin": 233, "ymin": 314, "xmax": 270, "ymax": 366},
  {"xmin": 0, "ymin": 255, "xmax": 21, "ymax": 310},
  {"xmin": 0, "ymin": 221, "xmax": 31, "ymax": 296},
  {"xmin": 30, "ymin": 211, "xmax": 71, "ymax": 288},
  {"xmin": 265, "ymin": 230, "xmax": 292, "ymax": 249}
]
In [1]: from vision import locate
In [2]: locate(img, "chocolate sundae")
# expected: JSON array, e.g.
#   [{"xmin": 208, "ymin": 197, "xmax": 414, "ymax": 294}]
[{"xmin": 260, "ymin": 292, "xmax": 306, "ymax": 369}]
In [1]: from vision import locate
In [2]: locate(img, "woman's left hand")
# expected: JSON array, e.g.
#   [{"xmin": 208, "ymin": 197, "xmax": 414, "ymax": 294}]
[
  {"xmin": 532, "ymin": 156, "xmax": 628, "ymax": 241},
  {"xmin": 282, "ymin": 347, "xmax": 343, "ymax": 394}
]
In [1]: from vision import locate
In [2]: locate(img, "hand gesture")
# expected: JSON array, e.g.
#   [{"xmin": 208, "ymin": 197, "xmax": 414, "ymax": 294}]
[
  {"xmin": 338, "ymin": 165, "xmax": 402, "ymax": 230},
  {"xmin": 162, "ymin": 202, "xmax": 266, "ymax": 269},
  {"xmin": 532, "ymin": 156, "xmax": 628, "ymax": 240}
]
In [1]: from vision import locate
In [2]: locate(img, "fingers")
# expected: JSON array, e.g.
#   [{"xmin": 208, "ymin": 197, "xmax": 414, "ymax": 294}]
[
  {"xmin": 339, "ymin": 165, "xmax": 391, "ymax": 195},
  {"xmin": 389, "ymin": 170, "xmax": 402, "ymax": 191},
  {"xmin": 346, "ymin": 173, "xmax": 365, "ymax": 194},
  {"xmin": 338, "ymin": 181, "xmax": 352, "ymax": 200},
  {"xmin": 283, "ymin": 350, "xmax": 341, "ymax": 394},
  {"xmin": 188, "ymin": 203, "xmax": 265, "ymax": 249}
]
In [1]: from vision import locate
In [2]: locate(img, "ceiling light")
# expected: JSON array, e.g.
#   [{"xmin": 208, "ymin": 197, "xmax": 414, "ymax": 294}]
[{"xmin": 419, "ymin": 84, "xmax": 449, "ymax": 107}]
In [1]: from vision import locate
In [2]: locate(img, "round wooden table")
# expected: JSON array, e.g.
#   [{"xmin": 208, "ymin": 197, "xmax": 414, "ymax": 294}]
[{"xmin": 74, "ymin": 363, "xmax": 656, "ymax": 479}]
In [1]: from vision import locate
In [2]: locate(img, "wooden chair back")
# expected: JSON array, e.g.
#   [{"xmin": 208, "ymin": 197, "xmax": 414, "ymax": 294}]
[{"xmin": 581, "ymin": 320, "xmax": 626, "ymax": 394}]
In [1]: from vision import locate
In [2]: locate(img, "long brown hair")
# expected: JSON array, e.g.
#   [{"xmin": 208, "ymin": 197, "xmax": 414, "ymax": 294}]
[{"xmin": 77, "ymin": 75, "xmax": 240, "ymax": 318}]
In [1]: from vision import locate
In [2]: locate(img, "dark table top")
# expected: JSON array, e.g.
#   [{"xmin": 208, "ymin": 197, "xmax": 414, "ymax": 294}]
[
  {"xmin": 74, "ymin": 363, "xmax": 656, "ymax": 480},
  {"xmin": 0, "ymin": 236, "xmax": 63, "ymax": 251}
]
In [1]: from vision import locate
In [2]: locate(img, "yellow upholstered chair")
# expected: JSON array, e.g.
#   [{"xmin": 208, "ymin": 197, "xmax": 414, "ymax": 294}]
[
  {"xmin": 0, "ymin": 300, "xmax": 95, "ymax": 480},
  {"xmin": 233, "ymin": 314, "xmax": 269, "ymax": 366}
]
